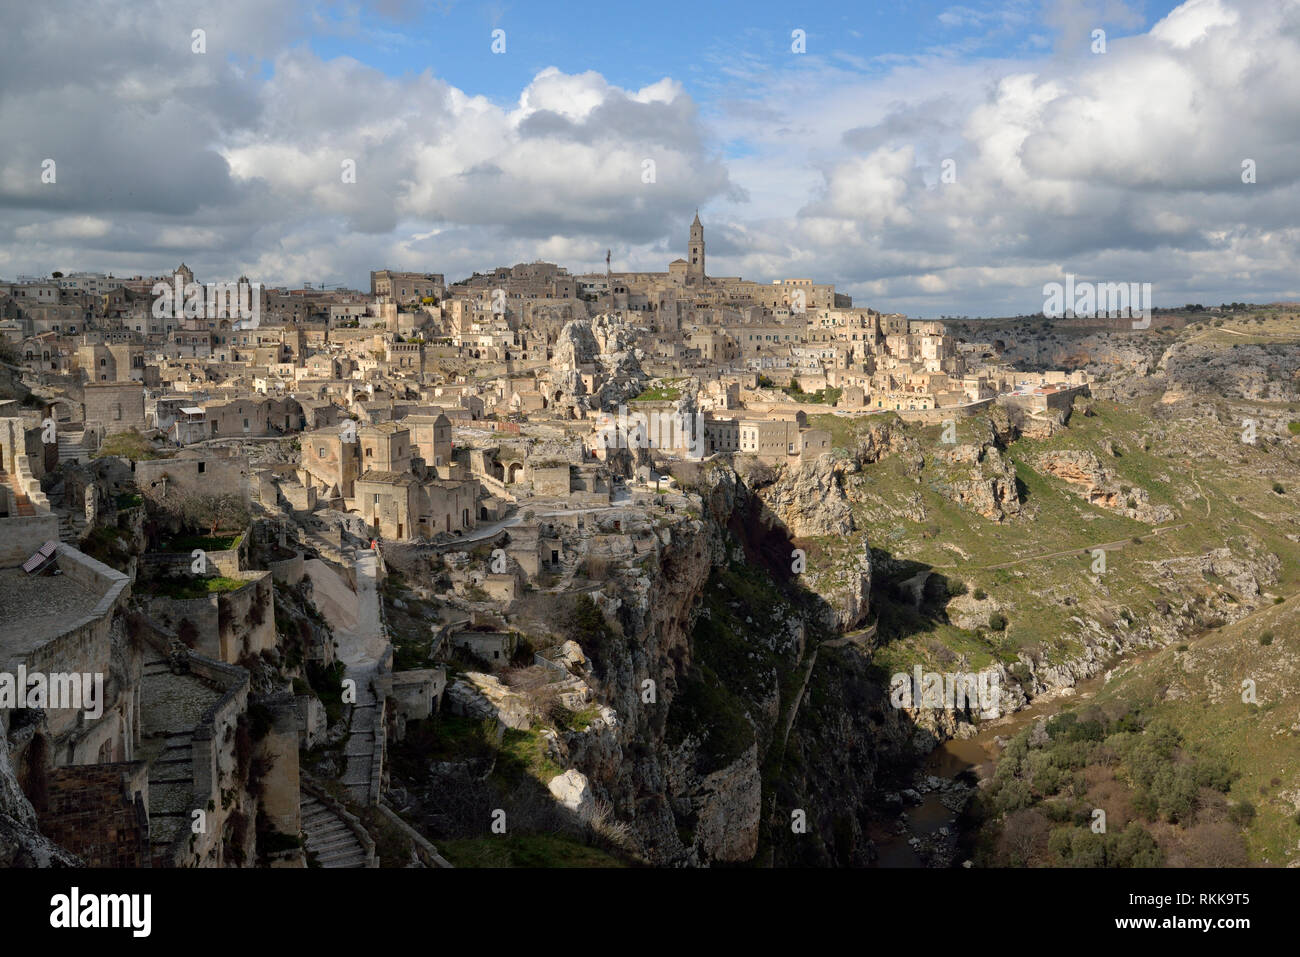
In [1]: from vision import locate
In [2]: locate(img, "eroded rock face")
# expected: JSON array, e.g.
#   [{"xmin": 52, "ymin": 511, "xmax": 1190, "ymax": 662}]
[
  {"xmin": 0, "ymin": 725, "xmax": 81, "ymax": 867},
  {"xmin": 804, "ymin": 545, "xmax": 873, "ymax": 632},
  {"xmin": 445, "ymin": 673, "xmax": 530, "ymax": 730},
  {"xmin": 543, "ymin": 456, "xmax": 882, "ymax": 864},
  {"xmin": 1035, "ymin": 449, "xmax": 1175, "ymax": 523},
  {"xmin": 1151, "ymin": 547, "xmax": 1280, "ymax": 603},
  {"xmin": 553, "ymin": 319, "xmax": 600, "ymax": 371},
  {"xmin": 999, "ymin": 331, "xmax": 1160, "ymax": 380},
  {"xmin": 1161, "ymin": 340, "xmax": 1300, "ymax": 402},
  {"xmin": 933, "ymin": 444, "xmax": 1022, "ymax": 522},
  {"xmin": 757, "ymin": 454, "xmax": 856, "ymax": 538},
  {"xmin": 662, "ymin": 740, "xmax": 763, "ymax": 863},
  {"xmin": 549, "ymin": 317, "xmax": 648, "ymax": 413},
  {"xmin": 852, "ymin": 421, "xmax": 912, "ymax": 463}
]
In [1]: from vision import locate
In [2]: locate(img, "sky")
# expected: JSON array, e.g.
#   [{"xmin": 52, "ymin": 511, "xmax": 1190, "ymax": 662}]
[{"xmin": 1, "ymin": 0, "xmax": 1298, "ymax": 317}]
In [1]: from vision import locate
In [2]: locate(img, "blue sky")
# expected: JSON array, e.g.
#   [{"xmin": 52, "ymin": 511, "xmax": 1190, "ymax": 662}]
[
  {"xmin": 311, "ymin": 1, "xmax": 1183, "ymax": 109},
  {"xmin": 3, "ymin": 0, "xmax": 1297, "ymax": 317}
]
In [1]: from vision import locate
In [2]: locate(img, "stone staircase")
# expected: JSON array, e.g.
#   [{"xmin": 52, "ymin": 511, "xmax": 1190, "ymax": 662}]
[
  {"xmin": 340, "ymin": 667, "xmax": 381, "ymax": 805},
  {"xmin": 300, "ymin": 792, "xmax": 371, "ymax": 868},
  {"xmin": 57, "ymin": 510, "xmax": 87, "ymax": 543},
  {"xmin": 0, "ymin": 468, "xmax": 35, "ymax": 516},
  {"xmin": 57, "ymin": 429, "xmax": 88, "ymax": 464},
  {"xmin": 140, "ymin": 658, "xmax": 202, "ymax": 866}
]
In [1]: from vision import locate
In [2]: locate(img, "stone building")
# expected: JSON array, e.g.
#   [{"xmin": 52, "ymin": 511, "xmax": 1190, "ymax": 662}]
[
  {"xmin": 83, "ymin": 382, "xmax": 146, "ymax": 436},
  {"xmin": 354, "ymin": 471, "xmax": 479, "ymax": 540}
]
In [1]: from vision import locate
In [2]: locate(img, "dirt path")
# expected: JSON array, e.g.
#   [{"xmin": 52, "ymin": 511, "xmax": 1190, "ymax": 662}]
[{"xmin": 930, "ymin": 522, "xmax": 1190, "ymax": 571}]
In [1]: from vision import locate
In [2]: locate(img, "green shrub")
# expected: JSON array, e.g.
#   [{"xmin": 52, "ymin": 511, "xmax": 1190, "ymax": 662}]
[
  {"xmin": 1109, "ymin": 824, "xmax": 1164, "ymax": 867},
  {"xmin": 1228, "ymin": 801, "xmax": 1256, "ymax": 826}
]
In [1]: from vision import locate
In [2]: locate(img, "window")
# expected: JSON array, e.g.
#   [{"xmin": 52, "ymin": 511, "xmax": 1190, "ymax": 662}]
[
  {"xmin": 197, "ymin": 462, "xmax": 205, "ymax": 474},
  {"xmin": 318, "ymin": 447, "xmax": 326, "ymax": 458}
]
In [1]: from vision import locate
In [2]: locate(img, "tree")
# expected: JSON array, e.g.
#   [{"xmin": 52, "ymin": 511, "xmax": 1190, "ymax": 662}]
[
  {"xmin": 172, "ymin": 492, "xmax": 250, "ymax": 535},
  {"xmin": 1000, "ymin": 809, "xmax": 1050, "ymax": 866}
]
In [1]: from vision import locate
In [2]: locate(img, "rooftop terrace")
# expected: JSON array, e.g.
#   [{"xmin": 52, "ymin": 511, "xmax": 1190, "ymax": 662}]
[{"xmin": 0, "ymin": 567, "xmax": 101, "ymax": 662}]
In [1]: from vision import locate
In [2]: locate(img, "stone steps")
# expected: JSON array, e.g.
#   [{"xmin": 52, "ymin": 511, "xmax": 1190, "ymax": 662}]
[
  {"xmin": 57, "ymin": 431, "xmax": 87, "ymax": 464},
  {"xmin": 300, "ymin": 794, "xmax": 368, "ymax": 868},
  {"xmin": 57, "ymin": 512, "xmax": 87, "ymax": 543},
  {"xmin": 0, "ymin": 469, "xmax": 36, "ymax": 517}
]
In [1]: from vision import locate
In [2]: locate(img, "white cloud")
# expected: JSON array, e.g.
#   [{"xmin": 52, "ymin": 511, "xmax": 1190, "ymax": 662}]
[
  {"xmin": 15, "ymin": 217, "xmax": 111, "ymax": 241},
  {"xmin": 1151, "ymin": 0, "xmax": 1240, "ymax": 48},
  {"xmin": 1, "ymin": 0, "xmax": 1298, "ymax": 317}
]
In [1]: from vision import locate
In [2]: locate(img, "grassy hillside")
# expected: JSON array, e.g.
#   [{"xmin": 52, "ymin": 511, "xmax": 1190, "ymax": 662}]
[
  {"xmin": 969, "ymin": 592, "xmax": 1300, "ymax": 866},
  {"xmin": 812, "ymin": 382, "xmax": 1299, "ymax": 679}
]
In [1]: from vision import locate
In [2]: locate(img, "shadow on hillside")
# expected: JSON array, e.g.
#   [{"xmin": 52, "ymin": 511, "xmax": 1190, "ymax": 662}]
[{"xmin": 387, "ymin": 714, "xmax": 638, "ymax": 866}]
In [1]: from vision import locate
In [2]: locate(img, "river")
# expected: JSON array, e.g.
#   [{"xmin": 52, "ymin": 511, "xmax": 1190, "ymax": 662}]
[{"xmin": 871, "ymin": 645, "xmax": 1164, "ymax": 867}]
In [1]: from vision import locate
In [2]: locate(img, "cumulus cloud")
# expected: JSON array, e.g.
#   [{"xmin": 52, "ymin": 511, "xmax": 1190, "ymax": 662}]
[
  {"xmin": 0, "ymin": 0, "xmax": 736, "ymax": 284},
  {"xmin": 712, "ymin": 0, "xmax": 1300, "ymax": 313},
  {"xmin": 0, "ymin": 0, "xmax": 1298, "ymax": 314}
]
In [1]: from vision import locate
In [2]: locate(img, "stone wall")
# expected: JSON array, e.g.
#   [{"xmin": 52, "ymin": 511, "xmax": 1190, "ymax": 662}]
[
  {"xmin": 136, "ymin": 451, "xmax": 251, "ymax": 505},
  {"xmin": 896, "ymin": 398, "xmax": 995, "ymax": 425},
  {"xmin": 0, "ymin": 514, "xmax": 60, "ymax": 568},
  {"xmin": 39, "ymin": 763, "xmax": 150, "ymax": 867},
  {"xmin": 267, "ymin": 550, "xmax": 305, "ymax": 585},
  {"xmin": 19, "ymin": 548, "xmax": 131, "ymax": 748},
  {"xmin": 256, "ymin": 693, "xmax": 302, "ymax": 841},
  {"xmin": 138, "ymin": 541, "xmax": 243, "ymax": 579},
  {"xmin": 146, "ymin": 570, "xmax": 274, "ymax": 665},
  {"xmin": 82, "ymin": 382, "xmax": 146, "ymax": 436}
]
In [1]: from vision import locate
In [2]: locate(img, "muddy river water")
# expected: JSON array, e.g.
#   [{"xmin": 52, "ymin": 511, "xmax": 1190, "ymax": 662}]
[{"xmin": 872, "ymin": 647, "xmax": 1163, "ymax": 867}]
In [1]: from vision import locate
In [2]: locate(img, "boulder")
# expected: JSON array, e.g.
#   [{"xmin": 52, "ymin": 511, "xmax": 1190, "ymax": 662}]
[{"xmin": 547, "ymin": 769, "xmax": 595, "ymax": 816}]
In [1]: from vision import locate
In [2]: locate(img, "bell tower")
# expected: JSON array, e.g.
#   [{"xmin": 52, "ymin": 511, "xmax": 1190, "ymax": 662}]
[{"xmin": 687, "ymin": 211, "xmax": 705, "ymax": 285}]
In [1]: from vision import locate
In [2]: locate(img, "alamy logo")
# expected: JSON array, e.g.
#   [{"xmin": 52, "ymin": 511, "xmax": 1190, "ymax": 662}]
[
  {"xmin": 0, "ymin": 667, "xmax": 103, "ymax": 719},
  {"xmin": 1043, "ymin": 274, "xmax": 1152, "ymax": 329},
  {"xmin": 152, "ymin": 277, "xmax": 262, "ymax": 328},
  {"xmin": 50, "ymin": 887, "xmax": 151, "ymax": 937},
  {"xmin": 596, "ymin": 405, "xmax": 705, "ymax": 458},
  {"xmin": 890, "ymin": 666, "xmax": 1000, "ymax": 714}
]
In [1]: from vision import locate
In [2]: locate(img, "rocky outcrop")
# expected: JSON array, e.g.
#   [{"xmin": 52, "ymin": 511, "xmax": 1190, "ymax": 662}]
[
  {"xmin": 1161, "ymin": 340, "xmax": 1300, "ymax": 402},
  {"xmin": 1034, "ymin": 449, "xmax": 1175, "ymax": 523},
  {"xmin": 804, "ymin": 545, "xmax": 873, "ymax": 632},
  {"xmin": 445, "ymin": 673, "xmax": 531, "ymax": 730},
  {"xmin": 547, "ymin": 317, "xmax": 648, "ymax": 414},
  {"xmin": 0, "ymin": 723, "xmax": 81, "ymax": 867},
  {"xmin": 1149, "ymin": 547, "xmax": 1280, "ymax": 604},
  {"xmin": 852, "ymin": 420, "xmax": 913, "ymax": 463},
  {"xmin": 547, "ymin": 769, "xmax": 595, "ymax": 817},
  {"xmin": 542, "ymin": 454, "xmax": 891, "ymax": 864},
  {"xmin": 752, "ymin": 453, "xmax": 856, "ymax": 538},
  {"xmin": 931, "ymin": 443, "xmax": 1021, "ymax": 522}
]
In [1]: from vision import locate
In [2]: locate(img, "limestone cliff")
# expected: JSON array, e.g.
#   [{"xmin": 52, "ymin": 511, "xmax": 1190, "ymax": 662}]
[
  {"xmin": 541, "ymin": 456, "xmax": 906, "ymax": 865},
  {"xmin": 1034, "ymin": 448, "xmax": 1175, "ymax": 523},
  {"xmin": 0, "ymin": 719, "xmax": 81, "ymax": 867}
]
